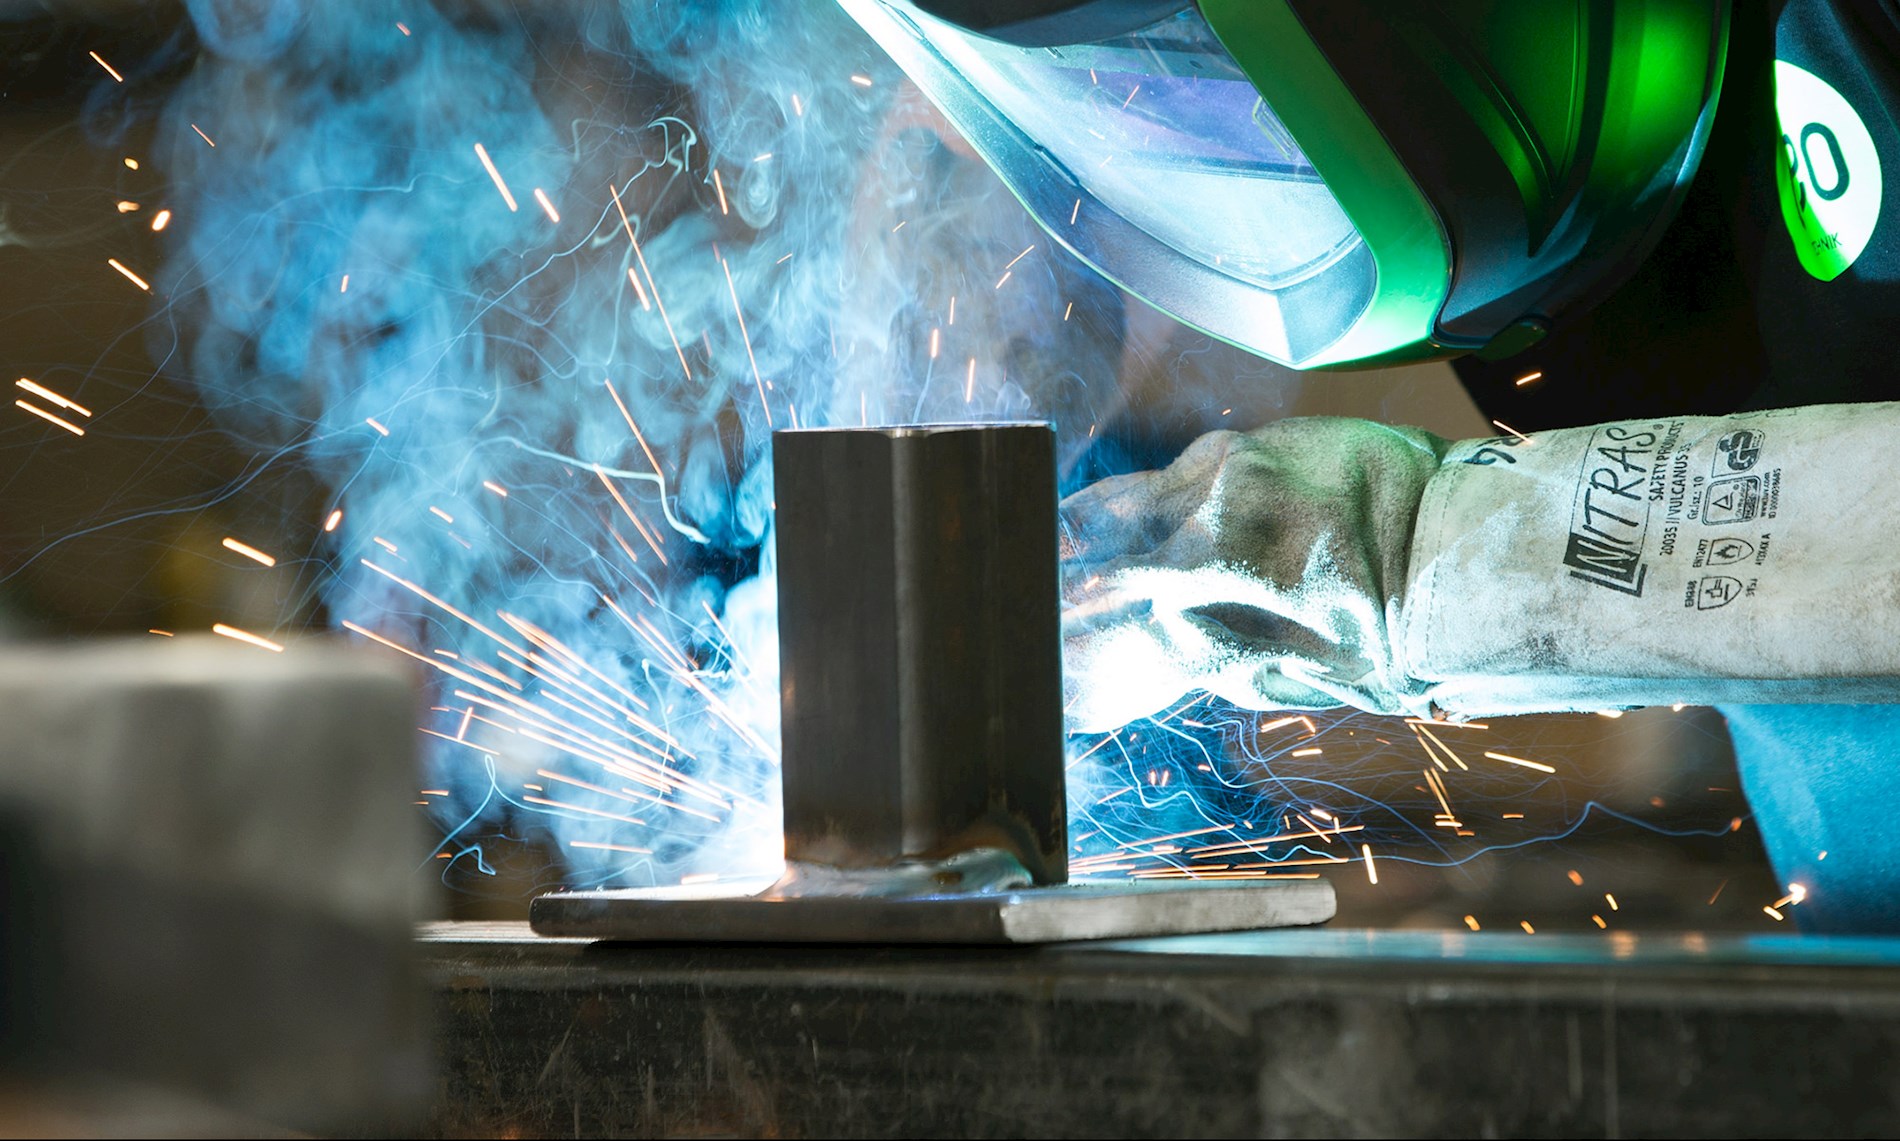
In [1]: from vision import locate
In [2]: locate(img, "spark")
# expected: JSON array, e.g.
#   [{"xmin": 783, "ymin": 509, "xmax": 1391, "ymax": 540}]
[
  {"xmin": 482, "ymin": 480, "xmax": 508, "ymax": 498},
  {"xmin": 610, "ymin": 183, "xmax": 692, "ymax": 382},
  {"xmin": 365, "ymin": 417, "xmax": 390, "ymax": 436},
  {"xmin": 397, "ymin": 22, "xmax": 411, "ymax": 35},
  {"xmin": 1592, "ymin": 914, "xmax": 1608, "ymax": 928},
  {"xmin": 1063, "ymin": 302, "xmax": 1073, "ymax": 321},
  {"xmin": 148, "ymin": 629, "xmax": 173, "ymax": 637},
  {"xmin": 1463, "ymin": 915, "xmax": 1480, "ymax": 931},
  {"xmin": 89, "ymin": 51, "xmax": 123, "ymax": 82},
  {"xmin": 1596, "ymin": 709, "xmax": 1625, "ymax": 719},
  {"xmin": 570, "ymin": 840, "xmax": 653, "ymax": 855},
  {"xmin": 1605, "ymin": 893, "xmax": 1619, "ymax": 911},
  {"xmin": 123, "ymin": 157, "xmax": 138, "ymax": 170},
  {"xmin": 1361, "ymin": 843, "xmax": 1378, "ymax": 884},
  {"xmin": 720, "ymin": 256, "xmax": 772, "ymax": 426},
  {"xmin": 625, "ymin": 267, "xmax": 651, "ymax": 310},
  {"xmin": 850, "ymin": 73, "xmax": 872, "ymax": 86},
  {"xmin": 1520, "ymin": 921, "xmax": 1536, "ymax": 934},
  {"xmin": 1763, "ymin": 906, "xmax": 1785, "ymax": 921},
  {"xmin": 891, "ymin": 220, "xmax": 907, "ymax": 233},
  {"xmin": 14, "ymin": 401, "xmax": 85, "ymax": 436},
  {"xmin": 791, "ymin": 93, "xmax": 804, "ymax": 116},
  {"xmin": 339, "ymin": 274, "xmax": 349, "ymax": 292},
  {"xmin": 1484, "ymin": 750, "xmax": 1556, "ymax": 774},
  {"xmin": 711, "ymin": 169, "xmax": 729, "ymax": 215},
  {"xmin": 1120, "ymin": 84, "xmax": 1141, "ymax": 109},
  {"xmin": 151, "ymin": 209, "xmax": 171, "ymax": 231},
  {"xmin": 948, "ymin": 295, "xmax": 956, "ymax": 324},
  {"xmin": 752, "ymin": 152, "xmax": 773, "ymax": 164},
  {"xmin": 107, "ymin": 258, "xmax": 149, "ymax": 291},
  {"xmin": 529, "ymin": 187, "xmax": 560, "ymax": 223},
  {"xmin": 17, "ymin": 378, "xmax": 92, "ymax": 417},
  {"xmin": 1771, "ymin": 883, "xmax": 1808, "ymax": 909},
  {"xmin": 1290, "ymin": 747, "xmax": 1322, "ymax": 757},
  {"xmin": 429, "ymin": 506, "xmax": 454, "ymax": 524},
  {"xmin": 323, "ymin": 509, "xmax": 343, "ymax": 532},
  {"xmin": 1515, "ymin": 370, "xmax": 1544, "ymax": 387},
  {"xmin": 190, "ymin": 124, "xmax": 216, "ymax": 147},
  {"xmin": 994, "ymin": 271, "xmax": 1012, "ymax": 290},
  {"xmin": 221, "ymin": 537, "xmax": 276, "ymax": 566},
  {"xmin": 929, "ymin": 327, "xmax": 940, "ymax": 358},
  {"xmin": 1567, "ymin": 869, "xmax": 1584, "ymax": 886},
  {"xmin": 603, "ymin": 379, "xmax": 665, "ymax": 476},
  {"xmin": 1070, "ymin": 198, "xmax": 1081, "ymax": 224},
  {"xmin": 964, "ymin": 357, "xmax": 976, "ymax": 402},
  {"xmin": 1004, "ymin": 244, "xmax": 1036, "ymax": 269},
  {"xmin": 116, "ymin": 200, "xmax": 139, "ymax": 213},
  {"xmin": 594, "ymin": 468, "xmax": 668, "ymax": 565},
  {"xmin": 472, "ymin": 142, "xmax": 518, "ymax": 211},
  {"xmin": 1413, "ymin": 722, "xmax": 1471, "ymax": 770},
  {"xmin": 1708, "ymin": 879, "xmax": 1728, "ymax": 905},
  {"xmin": 212, "ymin": 624, "xmax": 283, "ymax": 653}
]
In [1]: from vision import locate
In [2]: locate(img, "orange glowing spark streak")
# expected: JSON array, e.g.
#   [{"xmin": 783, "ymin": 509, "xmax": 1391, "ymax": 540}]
[
  {"xmin": 151, "ymin": 209, "xmax": 171, "ymax": 231},
  {"xmin": 503, "ymin": 615, "xmax": 653, "ymax": 714},
  {"xmin": 89, "ymin": 51, "xmax": 123, "ymax": 82},
  {"xmin": 1605, "ymin": 893, "xmax": 1619, "ymax": 911},
  {"xmin": 624, "ymin": 266, "xmax": 651, "ymax": 310},
  {"xmin": 700, "ymin": 600, "xmax": 755, "ymax": 676},
  {"xmin": 791, "ymin": 92, "xmax": 805, "ymax": 115},
  {"xmin": 1361, "ymin": 844, "xmax": 1378, "ymax": 884},
  {"xmin": 850, "ymin": 74, "xmax": 873, "ymax": 86},
  {"xmin": 1464, "ymin": 915, "xmax": 1481, "ymax": 931},
  {"xmin": 429, "ymin": 506, "xmax": 453, "ymax": 524},
  {"xmin": 603, "ymin": 379, "xmax": 665, "ymax": 475},
  {"xmin": 711, "ymin": 168, "xmax": 730, "ymax": 215},
  {"xmin": 522, "ymin": 796, "xmax": 648, "ymax": 828},
  {"xmin": 535, "ymin": 768, "xmax": 651, "ymax": 810},
  {"xmin": 1515, "ymin": 370, "xmax": 1544, "ymax": 387},
  {"xmin": 1063, "ymin": 302, "xmax": 1074, "ymax": 321},
  {"xmin": 1121, "ymin": 84, "xmax": 1141, "ymax": 109},
  {"xmin": 1567, "ymin": 869, "xmax": 1585, "ymax": 886},
  {"xmin": 994, "ymin": 271, "xmax": 1012, "ymax": 290},
  {"xmin": 221, "ymin": 537, "xmax": 276, "ymax": 566},
  {"xmin": 1293, "ymin": 812, "xmax": 1334, "ymax": 845},
  {"xmin": 397, "ymin": 22, "xmax": 411, "ymax": 35},
  {"xmin": 1763, "ymin": 906, "xmax": 1785, "ymax": 921},
  {"xmin": 323, "ymin": 509, "xmax": 343, "ymax": 532},
  {"xmin": 1491, "ymin": 419, "xmax": 1532, "ymax": 444},
  {"xmin": 419, "ymin": 789, "xmax": 449, "ymax": 797},
  {"xmin": 719, "ymin": 256, "xmax": 773, "ymax": 426},
  {"xmin": 360, "ymin": 560, "xmax": 525, "ymax": 654},
  {"xmin": 1423, "ymin": 769, "xmax": 1457, "ymax": 825},
  {"xmin": 16, "ymin": 378, "xmax": 91, "ymax": 417},
  {"xmin": 1189, "ymin": 824, "xmax": 1366, "ymax": 858},
  {"xmin": 1502, "ymin": 812, "xmax": 1525, "ymax": 819},
  {"xmin": 482, "ymin": 480, "xmax": 508, "ymax": 497},
  {"xmin": 1592, "ymin": 914, "xmax": 1608, "ymax": 928},
  {"xmin": 14, "ymin": 400, "xmax": 84, "ymax": 436},
  {"xmin": 928, "ymin": 327, "xmax": 941, "ymax": 359},
  {"xmin": 1484, "ymin": 750, "xmax": 1556, "ymax": 774},
  {"xmin": 116, "ymin": 200, "xmax": 138, "ymax": 213},
  {"xmin": 365, "ymin": 417, "xmax": 389, "ymax": 436},
  {"xmin": 532, "ymin": 187, "xmax": 560, "ymax": 223},
  {"xmin": 472, "ymin": 143, "xmax": 518, "ymax": 211},
  {"xmin": 1520, "ymin": 921, "xmax": 1536, "ymax": 934},
  {"xmin": 610, "ymin": 183, "xmax": 692, "ymax": 383},
  {"xmin": 1004, "ymin": 243, "xmax": 1036, "ymax": 270},
  {"xmin": 608, "ymin": 526, "xmax": 641, "ymax": 566},
  {"xmin": 594, "ymin": 467, "xmax": 668, "ymax": 565},
  {"xmin": 190, "ymin": 124, "xmax": 216, "ymax": 147},
  {"xmin": 340, "ymin": 274, "xmax": 349, "ymax": 293},
  {"xmin": 964, "ymin": 357, "xmax": 976, "ymax": 402},
  {"xmin": 212, "ymin": 624, "xmax": 283, "ymax": 653},
  {"xmin": 948, "ymin": 295, "xmax": 956, "ymax": 324},
  {"xmin": 124, "ymin": 157, "xmax": 138, "ymax": 169},
  {"xmin": 1070, "ymin": 198, "xmax": 1081, "ymax": 224},
  {"xmin": 1290, "ymin": 747, "xmax": 1322, "ymax": 757},
  {"xmin": 571, "ymin": 840, "xmax": 654, "ymax": 855},
  {"xmin": 107, "ymin": 258, "xmax": 149, "ymax": 291},
  {"xmin": 1413, "ymin": 721, "xmax": 1471, "ymax": 770}
]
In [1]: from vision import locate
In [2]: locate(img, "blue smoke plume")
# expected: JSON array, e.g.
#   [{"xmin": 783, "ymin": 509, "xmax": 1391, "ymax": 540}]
[{"xmin": 142, "ymin": 0, "xmax": 1703, "ymax": 896}]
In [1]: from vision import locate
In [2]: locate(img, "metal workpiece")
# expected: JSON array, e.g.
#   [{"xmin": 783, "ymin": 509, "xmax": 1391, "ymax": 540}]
[
  {"xmin": 421, "ymin": 922, "xmax": 1900, "ymax": 1138},
  {"xmin": 530, "ymin": 422, "xmax": 1335, "ymax": 943},
  {"xmin": 774, "ymin": 423, "xmax": 1067, "ymax": 883}
]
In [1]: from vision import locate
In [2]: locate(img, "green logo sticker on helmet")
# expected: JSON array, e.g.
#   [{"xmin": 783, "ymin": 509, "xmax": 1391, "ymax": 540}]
[{"xmin": 1775, "ymin": 60, "xmax": 1882, "ymax": 282}]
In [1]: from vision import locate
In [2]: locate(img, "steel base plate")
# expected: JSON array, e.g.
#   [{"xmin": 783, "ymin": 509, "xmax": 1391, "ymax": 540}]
[{"xmin": 529, "ymin": 878, "xmax": 1336, "ymax": 944}]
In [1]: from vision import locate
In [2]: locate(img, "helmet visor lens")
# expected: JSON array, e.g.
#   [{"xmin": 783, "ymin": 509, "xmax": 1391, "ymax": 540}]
[{"xmin": 847, "ymin": 1, "xmax": 1376, "ymax": 365}]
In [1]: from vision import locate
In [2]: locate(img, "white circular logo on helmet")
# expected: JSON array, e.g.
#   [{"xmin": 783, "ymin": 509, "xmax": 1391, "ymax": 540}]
[{"xmin": 1775, "ymin": 60, "xmax": 1883, "ymax": 282}]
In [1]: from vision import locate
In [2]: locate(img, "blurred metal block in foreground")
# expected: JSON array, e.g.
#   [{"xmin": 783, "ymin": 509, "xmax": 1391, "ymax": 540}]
[
  {"xmin": 0, "ymin": 637, "xmax": 428, "ymax": 1133},
  {"xmin": 532, "ymin": 424, "xmax": 1334, "ymax": 942}
]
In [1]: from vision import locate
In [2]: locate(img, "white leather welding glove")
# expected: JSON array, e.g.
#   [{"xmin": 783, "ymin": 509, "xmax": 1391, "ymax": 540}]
[{"xmin": 1062, "ymin": 403, "xmax": 1900, "ymax": 729}]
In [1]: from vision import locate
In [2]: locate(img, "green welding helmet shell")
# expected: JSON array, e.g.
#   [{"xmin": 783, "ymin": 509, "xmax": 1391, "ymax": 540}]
[{"xmin": 838, "ymin": 0, "xmax": 1729, "ymax": 369}]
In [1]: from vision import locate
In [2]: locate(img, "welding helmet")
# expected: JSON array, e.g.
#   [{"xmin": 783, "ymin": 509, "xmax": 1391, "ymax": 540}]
[{"xmin": 837, "ymin": 0, "xmax": 1729, "ymax": 369}]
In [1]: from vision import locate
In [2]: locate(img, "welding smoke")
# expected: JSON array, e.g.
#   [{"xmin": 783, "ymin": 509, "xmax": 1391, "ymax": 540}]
[{"xmin": 147, "ymin": 0, "xmax": 1188, "ymax": 887}]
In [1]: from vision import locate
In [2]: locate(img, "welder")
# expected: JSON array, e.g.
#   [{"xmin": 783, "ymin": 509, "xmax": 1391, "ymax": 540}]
[{"xmin": 838, "ymin": 0, "xmax": 1900, "ymax": 930}]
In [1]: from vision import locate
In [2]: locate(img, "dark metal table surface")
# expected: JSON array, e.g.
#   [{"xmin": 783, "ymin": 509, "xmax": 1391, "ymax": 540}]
[{"xmin": 418, "ymin": 920, "xmax": 1900, "ymax": 1138}]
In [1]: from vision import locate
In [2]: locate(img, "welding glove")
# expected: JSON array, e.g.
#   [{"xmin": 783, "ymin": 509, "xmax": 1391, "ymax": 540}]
[{"xmin": 1061, "ymin": 403, "xmax": 1900, "ymax": 729}]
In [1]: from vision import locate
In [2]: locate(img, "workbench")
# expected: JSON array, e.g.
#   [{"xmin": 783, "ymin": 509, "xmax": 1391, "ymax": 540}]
[{"xmin": 419, "ymin": 921, "xmax": 1900, "ymax": 1137}]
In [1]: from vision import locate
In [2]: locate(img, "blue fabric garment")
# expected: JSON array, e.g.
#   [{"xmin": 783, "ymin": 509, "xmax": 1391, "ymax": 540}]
[{"xmin": 1722, "ymin": 705, "xmax": 1900, "ymax": 932}]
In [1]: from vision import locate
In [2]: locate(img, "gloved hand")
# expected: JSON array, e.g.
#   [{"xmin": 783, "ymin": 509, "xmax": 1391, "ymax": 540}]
[
  {"xmin": 1062, "ymin": 403, "xmax": 1900, "ymax": 729},
  {"xmin": 1060, "ymin": 418, "xmax": 1448, "ymax": 730}
]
